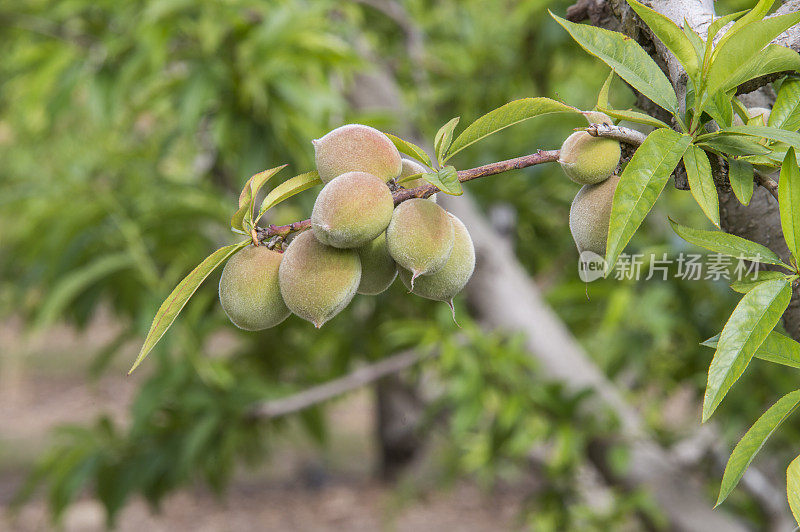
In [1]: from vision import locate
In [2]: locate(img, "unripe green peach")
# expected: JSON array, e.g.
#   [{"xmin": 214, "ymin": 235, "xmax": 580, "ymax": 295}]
[
  {"xmin": 311, "ymin": 171, "xmax": 394, "ymax": 248},
  {"xmin": 313, "ymin": 124, "xmax": 402, "ymax": 183},
  {"xmin": 569, "ymin": 174, "xmax": 621, "ymax": 256},
  {"xmin": 218, "ymin": 245, "xmax": 290, "ymax": 331},
  {"xmin": 356, "ymin": 233, "xmax": 397, "ymax": 295},
  {"xmin": 278, "ymin": 231, "xmax": 361, "ymax": 328},
  {"xmin": 399, "ymin": 158, "xmax": 437, "ymax": 203},
  {"xmin": 733, "ymin": 106, "xmax": 771, "ymax": 126},
  {"xmin": 386, "ymin": 198, "xmax": 454, "ymax": 284},
  {"xmin": 399, "ymin": 213, "xmax": 475, "ymax": 307},
  {"xmin": 559, "ymin": 131, "xmax": 621, "ymax": 185}
]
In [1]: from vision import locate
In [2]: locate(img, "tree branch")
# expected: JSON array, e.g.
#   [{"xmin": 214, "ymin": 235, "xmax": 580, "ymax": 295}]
[
  {"xmin": 247, "ymin": 350, "xmax": 430, "ymax": 420},
  {"xmin": 257, "ymin": 124, "xmax": 641, "ymax": 242},
  {"xmin": 256, "ymin": 150, "xmax": 560, "ymax": 241}
]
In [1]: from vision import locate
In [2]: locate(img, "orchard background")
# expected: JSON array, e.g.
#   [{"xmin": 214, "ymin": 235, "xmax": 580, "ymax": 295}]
[{"xmin": 2, "ymin": 0, "xmax": 800, "ymax": 530}]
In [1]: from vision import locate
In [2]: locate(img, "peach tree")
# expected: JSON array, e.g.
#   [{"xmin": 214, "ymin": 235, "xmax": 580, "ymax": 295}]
[{"xmin": 122, "ymin": 0, "xmax": 800, "ymax": 521}]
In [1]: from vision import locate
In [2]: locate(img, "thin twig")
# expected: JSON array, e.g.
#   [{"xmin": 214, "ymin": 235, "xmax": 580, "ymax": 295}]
[
  {"xmin": 586, "ymin": 123, "xmax": 648, "ymax": 147},
  {"xmin": 755, "ymin": 171, "xmax": 780, "ymax": 202},
  {"xmin": 247, "ymin": 349, "xmax": 431, "ymax": 420},
  {"xmin": 257, "ymin": 149, "xmax": 561, "ymax": 241}
]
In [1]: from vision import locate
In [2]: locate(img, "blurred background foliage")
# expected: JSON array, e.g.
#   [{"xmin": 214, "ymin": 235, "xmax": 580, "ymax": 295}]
[{"xmin": 1, "ymin": 0, "xmax": 797, "ymax": 529}]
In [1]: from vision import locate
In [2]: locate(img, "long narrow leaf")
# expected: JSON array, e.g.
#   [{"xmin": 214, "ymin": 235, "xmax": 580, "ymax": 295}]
[
  {"xmin": 434, "ymin": 117, "xmax": 460, "ymax": 164},
  {"xmin": 627, "ymin": 0, "xmax": 698, "ymax": 77},
  {"xmin": 705, "ymin": 12, "xmax": 800, "ymax": 98},
  {"xmin": 788, "ymin": 455, "xmax": 800, "ymax": 526},
  {"xmin": 728, "ymin": 158, "xmax": 754, "ymax": 205},
  {"xmin": 714, "ymin": 0, "xmax": 775, "ymax": 53},
  {"xmin": 232, "ymin": 166, "xmax": 286, "ymax": 231},
  {"xmin": 605, "ymin": 129, "xmax": 690, "ymax": 271},
  {"xmin": 729, "ymin": 271, "xmax": 790, "ymax": 294},
  {"xmin": 384, "ymin": 133, "xmax": 433, "ymax": 167},
  {"xmin": 703, "ymin": 329, "xmax": 800, "ymax": 370},
  {"xmin": 682, "ymin": 21, "xmax": 704, "ymax": 60},
  {"xmin": 446, "ymin": 97, "xmax": 577, "ymax": 160},
  {"xmin": 551, "ymin": 12, "xmax": 678, "ymax": 113},
  {"xmin": 683, "ymin": 145, "xmax": 720, "ymax": 226},
  {"xmin": 597, "ymin": 70, "xmax": 614, "ymax": 109},
  {"xmin": 770, "ymin": 76, "xmax": 800, "ymax": 132},
  {"xmin": 699, "ymin": 136, "xmax": 770, "ymax": 157},
  {"xmin": 255, "ymin": 170, "xmax": 322, "ymax": 223},
  {"xmin": 780, "ymin": 147, "xmax": 800, "ymax": 261},
  {"xmin": 669, "ymin": 219, "xmax": 791, "ymax": 268},
  {"xmin": 720, "ymin": 125, "xmax": 800, "ymax": 151},
  {"xmin": 598, "ymin": 106, "xmax": 670, "ymax": 129},
  {"xmin": 717, "ymin": 388, "xmax": 800, "ymax": 505},
  {"xmin": 721, "ymin": 45, "xmax": 800, "ymax": 93},
  {"xmin": 707, "ymin": 11, "xmax": 747, "ymax": 42},
  {"xmin": 129, "ymin": 241, "xmax": 249, "ymax": 374},
  {"xmin": 703, "ymin": 279, "xmax": 792, "ymax": 421}
]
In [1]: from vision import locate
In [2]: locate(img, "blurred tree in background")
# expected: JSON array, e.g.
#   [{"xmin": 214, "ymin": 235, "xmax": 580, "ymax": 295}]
[{"xmin": 1, "ymin": 0, "xmax": 798, "ymax": 530}]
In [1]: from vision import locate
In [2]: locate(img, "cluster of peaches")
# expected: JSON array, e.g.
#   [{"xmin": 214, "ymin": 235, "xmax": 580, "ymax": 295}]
[{"xmin": 218, "ymin": 125, "xmax": 475, "ymax": 330}]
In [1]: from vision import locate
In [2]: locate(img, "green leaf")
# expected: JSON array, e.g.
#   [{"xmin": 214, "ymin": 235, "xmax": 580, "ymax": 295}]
[
  {"xmin": 683, "ymin": 146, "xmax": 720, "ymax": 226},
  {"xmin": 718, "ymin": 125, "xmax": 800, "ymax": 151},
  {"xmin": 605, "ymin": 129, "xmax": 690, "ymax": 271},
  {"xmin": 715, "ymin": 0, "xmax": 775, "ymax": 52},
  {"xmin": 397, "ymin": 172, "xmax": 423, "ymax": 185},
  {"xmin": 597, "ymin": 106, "xmax": 670, "ymax": 129},
  {"xmin": 753, "ymin": 331, "xmax": 800, "ymax": 370},
  {"xmin": 551, "ymin": 12, "xmax": 678, "ymax": 113},
  {"xmin": 596, "ymin": 70, "xmax": 614, "ymax": 109},
  {"xmin": 446, "ymin": 97, "xmax": 578, "ymax": 160},
  {"xmin": 705, "ymin": 90, "xmax": 734, "ymax": 128},
  {"xmin": 232, "ymin": 165, "xmax": 287, "ymax": 231},
  {"xmin": 717, "ymin": 388, "xmax": 800, "ymax": 505},
  {"xmin": 669, "ymin": 219, "xmax": 791, "ymax": 268},
  {"xmin": 721, "ymin": 45, "xmax": 800, "ymax": 93},
  {"xmin": 230, "ymin": 203, "xmax": 251, "ymax": 233},
  {"xmin": 780, "ymin": 147, "xmax": 800, "ymax": 262},
  {"xmin": 384, "ymin": 133, "xmax": 433, "ymax": 168},
  {"xmin": 423, "ymin": 166, "xmax": 462, "ymax": 196},
  {"xmin": 729, "ymin": 271, "xmax": 789, "ymax": 293},
  {"xmin": 770, "ymin": 76, "xmax": 800, "ymax": 132},
  {"xmin": 788, "ymin": 454, "xmax": 800, "ymax": 526},
  {"xmin": 707, "ymin": 11, "xmax": 747, "ymax": 42},
  {"xmin": 129, "ymin": 241, "xmax": 249, "ymax": 374},
  {"xmin": 434, "ymin": 117, "xmax": 460, "ymax": 164},
  {"xmin": 255, "ymin": 170, "xmax": 322, "ymax": 223},
  {"xmin": 732, "ymin": 97, "xmax": 751, "ymax": 126},
  {"xmin": 702, "ymin": 279, "xmax": 792, "ymax": 421},
  {"xmin": 705, "ymin": 12, "xmax": 800, "ymax": 99},
  {"xmin": 728, "ymin": 158, "xmax": 755, "ymax": 205},
  {"xmin": 239, "ymin": 166, "xmax": 286, "ymax": 208},
  {"xmin": 682, "ymin": 21, "xmax": 705, "ymax": 61},
  {"xmin": 627, "ymin": 0, "xmax": 698, "ymax": 77},
  {"xmin": 703, "ymin": 329, "xmax": 800, "ymax": 370},
  {"xmin": 698, "ymin": 135, "xmax": 771, "ymax": 157}
]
